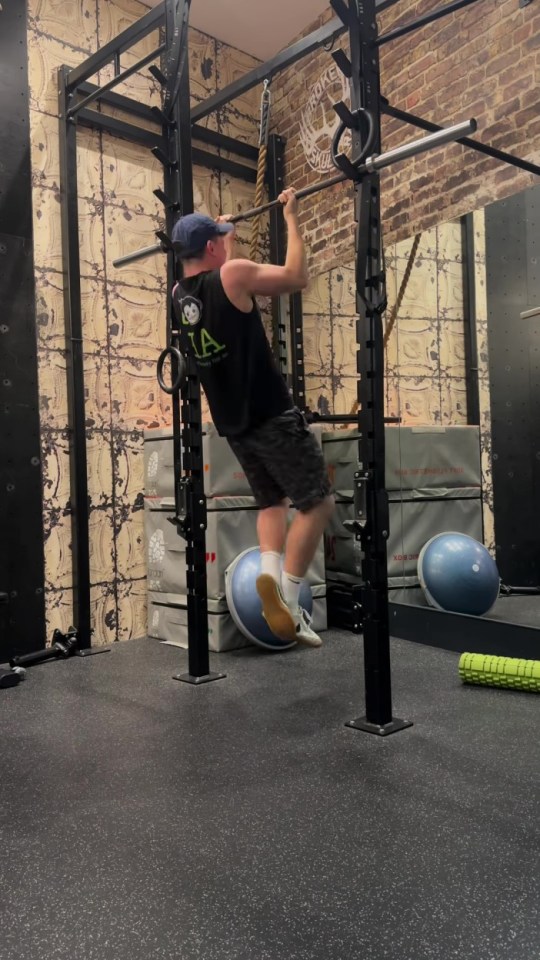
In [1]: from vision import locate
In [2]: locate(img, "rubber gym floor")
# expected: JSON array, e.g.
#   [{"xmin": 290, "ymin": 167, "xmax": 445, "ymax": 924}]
[{"xmin": 1, "ymin": 630, "xmax": 538, "ymax": 960}]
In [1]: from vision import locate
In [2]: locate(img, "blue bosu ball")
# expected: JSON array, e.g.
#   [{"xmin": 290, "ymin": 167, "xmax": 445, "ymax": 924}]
[
  {"xmin": 225, "ymin": 547, "xmax": 313, "ymax": 651},
  {"xmin": 418, "ymin": 532, "xmax": 500, "ymax": 617}
]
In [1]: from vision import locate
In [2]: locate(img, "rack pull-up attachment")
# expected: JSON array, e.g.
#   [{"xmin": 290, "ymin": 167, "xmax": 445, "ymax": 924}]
[{"xmin": 112, "ymin": 117, "xmax": 476, "ymax": 268}]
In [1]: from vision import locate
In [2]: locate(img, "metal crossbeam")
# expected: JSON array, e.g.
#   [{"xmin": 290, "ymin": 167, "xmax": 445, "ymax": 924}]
[
  {"xmin": 67, "ymin": 44, "xmax": 166, "ymax": 118},
  {"xmin": 77, "ymin": 108, "xmax": 257, "ymax": 181},
  {"xmin": 190, "ymin": 0, "xmax": 401, "ymax": 122},
  {"xmin": 377, "ymin": 0, "xmax": 482, "ymax": 46},
  {"xmin": 66, "ymin": 2, "xmax": 165, "ymax": 91},
  {"xmin": 381, "ymin": 101, "xmax": 540, "ymax": 177},
  {"xmin": 191, "ymin": 17, "xmax": 348, "ymax": 122}
]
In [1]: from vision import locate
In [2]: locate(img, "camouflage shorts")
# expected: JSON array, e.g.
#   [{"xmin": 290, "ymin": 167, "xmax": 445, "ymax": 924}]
[{"xmin": 227, "ymin": 407, "xmax": 332, "ymax": 512}]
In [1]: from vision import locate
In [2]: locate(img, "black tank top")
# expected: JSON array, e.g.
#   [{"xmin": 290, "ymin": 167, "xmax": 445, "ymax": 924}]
[{"xmin": 172, "ymin": 270, "xmax": 292, "ymax": 436}]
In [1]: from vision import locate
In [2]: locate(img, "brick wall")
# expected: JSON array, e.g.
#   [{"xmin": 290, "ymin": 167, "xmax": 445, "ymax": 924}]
[
  {"xmin": 272, "ymin": 0, "xmax": 539, "ymax": 273},
  {"xmin": 273, "ymin": 2, "xmax": 514, "ymax": 550}
]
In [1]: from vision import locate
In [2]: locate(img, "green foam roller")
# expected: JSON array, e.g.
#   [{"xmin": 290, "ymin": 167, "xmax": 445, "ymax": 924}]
[{"xmin": 459, "ymin": 652, "xmax": 540, "ymax": 692}]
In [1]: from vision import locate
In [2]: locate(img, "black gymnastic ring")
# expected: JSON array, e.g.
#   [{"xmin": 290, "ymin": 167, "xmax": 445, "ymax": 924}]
[
  {"xmin": 156, "ymin": 346, "xmax": 187, "ymax": 395},
  {"xmin": 331, "ymin": 108, "xmax": 376, "ymax": 172}
]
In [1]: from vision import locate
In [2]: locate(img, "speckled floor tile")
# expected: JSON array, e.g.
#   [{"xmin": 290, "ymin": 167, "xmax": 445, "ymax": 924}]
[{"xmin": 0, "ymin": 633, "xmax": 538, "ymax": 960}]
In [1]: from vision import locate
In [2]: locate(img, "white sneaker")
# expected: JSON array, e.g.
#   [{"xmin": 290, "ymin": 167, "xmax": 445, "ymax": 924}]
[
  {"xmin": 256, "ymin": 575, "xmax": 322, "ymax": 648},
  {"xmin": 291, "ymin": 607, "xmax": 323, "ymax": 648},
  {"xmin": 256, "ymin": 574, "xmax": 296, "ymax": 643}
]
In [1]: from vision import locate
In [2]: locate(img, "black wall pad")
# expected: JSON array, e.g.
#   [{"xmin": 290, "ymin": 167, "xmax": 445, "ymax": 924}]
[
  {"xmin": 0, "ymin": 0, "xmax": 46, "ymax": 661},
  {"xmin": 485, "ymin": 186, "xmax": 540, "ymax": 587},
  {"xmin": 461, "ymin": 214, "xmax": 480, "ymax": 426},
  {"xmin": 389, "ymin": 602, "xmax": 540, "ymax": 660}
]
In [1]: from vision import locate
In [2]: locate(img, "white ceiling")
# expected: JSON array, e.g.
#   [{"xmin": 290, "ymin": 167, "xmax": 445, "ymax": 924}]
[{"xmin": 142, "ymin": 0, "xmax": 330, "ymax": 60}]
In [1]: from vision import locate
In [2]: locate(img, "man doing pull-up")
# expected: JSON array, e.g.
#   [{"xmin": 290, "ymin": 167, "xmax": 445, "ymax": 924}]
[{"xmin": 171, "ymin": 189, "xmax": 334, "ymax": 648}]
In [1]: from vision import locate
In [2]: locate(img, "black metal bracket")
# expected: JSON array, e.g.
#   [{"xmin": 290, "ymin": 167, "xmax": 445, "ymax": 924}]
[
  {"xmin": 333, "ymin": 151, "xmax": 362, "ymax": 180},
  {"xmin": 152, "ymin": 146, "xmax": 178, "ymax": 169},
  {"xmin": 333, "ymin": 101, "xmax": 360, "ymax": 130},
  {"xmin": 149, "ymin": 64, "xmax": 168, "ymax": 87},
  {"xmin": 151, "ymin": 105, "xmax": 176, "ymax": 127},
  {"xmin": 156, "ymin": 229, "xmax": 173, "ymax": 251},
  {"xmin": 168, "ymin": 477, "xmax": 196, "ymax": 541},
  {"xmin": 343, "ymin": 470, "xmax": 368, "ymax": 535},
  {"xmin": 332, "ymin": 48, "xmax": 352, "ymax": 78},
  {"xmin": 154, "ymin": 187, "xmax": 180, "ymax": 210},
  {"xmin": 330, "ymin": 0, "xmax": 353, "ymax": 26}
]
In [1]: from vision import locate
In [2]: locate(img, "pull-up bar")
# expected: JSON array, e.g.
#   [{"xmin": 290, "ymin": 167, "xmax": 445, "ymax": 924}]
[
  {"xmin": 112, "ymin": 117, "xmax": 476, "ymax": 268},
  {"xmin": 229, "ymin": 118, "xmax": 476, "ymax": 223}
]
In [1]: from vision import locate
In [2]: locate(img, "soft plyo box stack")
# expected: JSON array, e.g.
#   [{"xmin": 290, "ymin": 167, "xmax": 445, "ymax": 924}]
[
  {"xmin": 144, "ymin": 423, "xmax": 327, "ymax": 651},
  {"xmin": 322, "ymin": 425, "xmax": 483, "ymax": 601}
]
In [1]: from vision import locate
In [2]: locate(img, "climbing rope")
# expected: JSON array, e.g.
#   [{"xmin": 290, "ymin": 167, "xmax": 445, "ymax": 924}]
[
  {"xmin": 249, "ymin": 80, "xmax": 272, "ymax": 262},
  {"xmin": 343, "ymin": 233, "xmax": 422, "ymax": 423},
  {"xmin": 383, "ymin": 233, "xmax": 422, "ymax": 347}
]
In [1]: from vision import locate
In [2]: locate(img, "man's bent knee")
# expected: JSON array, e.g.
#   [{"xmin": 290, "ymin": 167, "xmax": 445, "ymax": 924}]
[
  {"xmin": 296, "ymin": 493, "xmax": 335, "ymax": 517},
  {"xmin": 258, "ymin": 498, "xmax": 289, "ymax": 513}
]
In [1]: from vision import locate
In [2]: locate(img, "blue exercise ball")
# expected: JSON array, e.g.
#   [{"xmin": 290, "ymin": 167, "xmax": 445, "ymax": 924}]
[
  {"xmin": 418, "ymin": 532, "xmax": 500, "ymax": 616},
  {"xmin": 225, "ymin": 547, "xmax": 313, "ymax": 651}
]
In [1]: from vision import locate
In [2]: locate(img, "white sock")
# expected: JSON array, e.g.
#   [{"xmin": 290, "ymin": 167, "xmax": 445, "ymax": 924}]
[
  {"xmin": 281, "ymin": 571, "xmax": 303, "ymax": 610},
  {"xmin": 260, "ymin": 551, "xmax": 281, "ymax": 582}
]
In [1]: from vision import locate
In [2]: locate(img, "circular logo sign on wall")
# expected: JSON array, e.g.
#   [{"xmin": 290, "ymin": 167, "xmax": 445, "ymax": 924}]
[{"xmin": 298, "ymin": 63, "xmax": 352, "ymax": 174}]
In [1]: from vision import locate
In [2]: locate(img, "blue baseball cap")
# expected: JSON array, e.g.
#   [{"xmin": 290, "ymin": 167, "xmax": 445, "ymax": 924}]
[{"xmin": 171, "ymin": 212, "xmax": 234, "ymax": 257}]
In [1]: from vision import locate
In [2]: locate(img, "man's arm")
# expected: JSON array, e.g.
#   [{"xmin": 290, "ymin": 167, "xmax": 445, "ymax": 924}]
[
  {"xmin": 221, "ymin": 189, "xmax": 309, "ymax": 303},
  {"xmin": 281, "ymin": 190, "xmax": 308, "ymax": 288},
  {"xmin": 216, "ymin": 214, "xmax": 236, "ymax": 261}
]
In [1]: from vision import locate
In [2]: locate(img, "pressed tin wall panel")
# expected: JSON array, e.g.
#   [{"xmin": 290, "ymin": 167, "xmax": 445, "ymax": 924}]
[{"xmin": 29, "ymin": 3, "xmax": 267, "ymax": 642}]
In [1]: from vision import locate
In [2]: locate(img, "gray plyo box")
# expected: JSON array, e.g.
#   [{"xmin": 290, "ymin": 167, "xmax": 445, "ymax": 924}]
[
  {"xmin": 389, "ymin": 584, "xmax": 425, "ymax": 605},
  {"xmin": 385, "ymin": 425, "xmax": 481, "ymax": 493},
  {"xmin": 144, "ymin": 429, "xmax": 176, "ymax": 499},
  {"xmin": 144, "ymin": 422, "xmax": 325, "ymax": 499},
  {"xmin": 145, "ymin": 498, "xmax": 187, "ymax": 595},
  {"xmin": 322, "ymin": 425, "xmax": 481, "ymax": 499},
  {"xmin": 145, "ymin": 496, "xmax": 325, "ymax": 602},
  {"xmin": 144, "ymin": 424, "xmax": 250, "ymax": 499},
  {"xmin": 325, "ymin": 496, "xmax": 484, "ymax": 579},
  {"xmin": 147, "ymin": 592, "xmax": 249, "ymax": 653}
]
